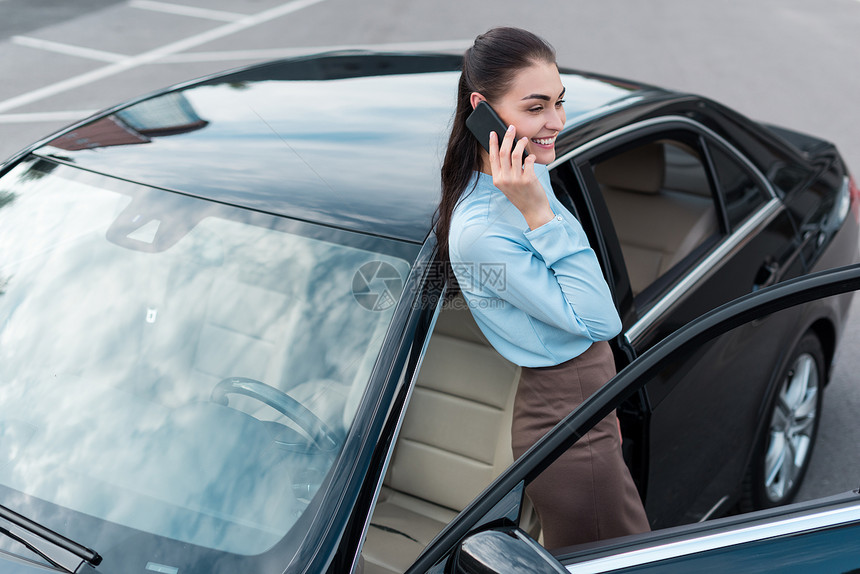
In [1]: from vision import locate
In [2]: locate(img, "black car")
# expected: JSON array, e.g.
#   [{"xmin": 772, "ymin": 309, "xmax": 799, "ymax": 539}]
[{"xmin": 0, "ymin": 52, "xmax": 857, "ymax": 574}]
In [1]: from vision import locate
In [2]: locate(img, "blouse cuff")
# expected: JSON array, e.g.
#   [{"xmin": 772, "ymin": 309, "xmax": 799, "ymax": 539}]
[
  {"xmin": 524, "ymin": 215, "xmax": 587, "ymax": 267},
  {"xmin": 524, "ymin": 213, "xmax": 563, "ymax": 235}
]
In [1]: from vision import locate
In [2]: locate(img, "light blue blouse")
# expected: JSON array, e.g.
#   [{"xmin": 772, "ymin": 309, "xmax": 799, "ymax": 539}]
[{"xmin": 448, "ymin": 164, "xmax": 621, "ymax": 367}]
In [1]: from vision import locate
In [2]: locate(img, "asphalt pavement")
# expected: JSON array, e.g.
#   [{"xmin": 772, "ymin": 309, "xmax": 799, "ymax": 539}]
[{"xmin": 0, "ymin": 0, "xmax": 857, "ymax": 502}]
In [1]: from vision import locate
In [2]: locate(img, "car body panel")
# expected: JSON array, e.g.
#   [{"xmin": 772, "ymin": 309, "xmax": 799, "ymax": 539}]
[
  {"xmin": 449, "ymin": 493, "xmax": 860, "ymax": 574},
  {"xmin": 559, "ymin": 494, "xmax": 860, "ymax": 574}
]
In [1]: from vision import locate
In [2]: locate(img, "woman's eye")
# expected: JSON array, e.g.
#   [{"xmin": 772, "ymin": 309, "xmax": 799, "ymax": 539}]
[
  {"xmin": 528, "ymin": 106, "xmax": 543, "ymax": 113},
  {"xmin": 555, "ymin": 99, "xmax": 566, "ymax": 108}
]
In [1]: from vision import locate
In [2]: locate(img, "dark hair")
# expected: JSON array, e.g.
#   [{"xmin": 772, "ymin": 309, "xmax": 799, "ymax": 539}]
[{"xmin": 435, "ymin": 27, "xmax": 557, "ymax": 289}]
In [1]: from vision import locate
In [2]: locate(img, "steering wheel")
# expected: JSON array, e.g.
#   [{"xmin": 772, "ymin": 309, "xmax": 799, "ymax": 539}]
[{"xmin": 211, "ymin": 377, "xmax": 338, "ymax": 451}]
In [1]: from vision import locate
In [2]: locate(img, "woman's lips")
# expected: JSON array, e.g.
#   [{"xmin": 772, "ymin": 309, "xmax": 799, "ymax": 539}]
[{"xmin": 530, "ymin": 136, "xmax": 556, "ymax": 148}]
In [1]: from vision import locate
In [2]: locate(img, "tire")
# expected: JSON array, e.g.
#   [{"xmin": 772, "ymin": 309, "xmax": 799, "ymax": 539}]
[{"xmin": 741, "ymin": 333, "xmax": 825, "ymax": 510}]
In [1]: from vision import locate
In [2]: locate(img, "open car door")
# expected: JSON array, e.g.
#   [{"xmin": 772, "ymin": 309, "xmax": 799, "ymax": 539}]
[{"xmin": 404, "ymin": 264, "xmax": 860, "ymax": 574}]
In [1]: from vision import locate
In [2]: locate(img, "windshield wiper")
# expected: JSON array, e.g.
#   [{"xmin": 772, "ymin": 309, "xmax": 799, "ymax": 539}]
[{"xmin": 0, "ymin": 503, "xmax": 101, "ymax": 572}]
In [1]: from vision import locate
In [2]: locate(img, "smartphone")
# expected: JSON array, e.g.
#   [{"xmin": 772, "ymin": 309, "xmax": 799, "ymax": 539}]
[{"xmin": 466, "ymin": 101, "xmax": 529, "ymax": 161}]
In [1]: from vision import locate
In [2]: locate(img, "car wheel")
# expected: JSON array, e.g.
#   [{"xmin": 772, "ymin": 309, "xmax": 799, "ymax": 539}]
[{"xmin": 742, "ymin": 333, "xmax": 824, "ymax": 510}]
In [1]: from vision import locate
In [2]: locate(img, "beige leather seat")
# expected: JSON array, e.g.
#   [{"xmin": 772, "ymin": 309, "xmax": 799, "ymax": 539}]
[
  {"xmin": 361, "ymin": 298, "xmax": 524, "ymax": 574},
  {"xmin": 595, "ymin": 143, "xmax": 718, "ymax": 296}
]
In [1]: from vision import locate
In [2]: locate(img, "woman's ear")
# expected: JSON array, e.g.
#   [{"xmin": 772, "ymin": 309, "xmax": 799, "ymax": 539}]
[{"xmin": 469, "ymin": 92, "xmax": 487, "ymax": 110}]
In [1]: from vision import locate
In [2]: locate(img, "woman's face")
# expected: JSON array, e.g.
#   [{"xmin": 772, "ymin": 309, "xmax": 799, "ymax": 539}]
[{"xmin": 486, "ymin": 61, "xmax": 566, "ymax": 165}]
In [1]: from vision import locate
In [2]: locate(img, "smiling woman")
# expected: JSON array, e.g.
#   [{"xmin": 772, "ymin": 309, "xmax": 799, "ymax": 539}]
[{"xmin": 437, "ymin": 27, "xmax": 650, "ymax": 550}]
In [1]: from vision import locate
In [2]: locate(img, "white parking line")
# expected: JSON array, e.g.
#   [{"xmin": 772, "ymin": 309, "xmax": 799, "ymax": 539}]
[
  {"xmin": 12, "ymin": 36, "xmax": 126, "ymax": 63},
  {"xmin": 0, "ymin": 38, "xmax": 471, "ymax": 125},
  {"xmin": 160, "ymin": 39, "xmax": 474, "ymax": 63},
  {"xmin": 0, "ymin": 111, "xmax": 98, "ymax": 124},
  {"xmin": 129, "ymin": 0, "xmax": 244, "ymax": 22},
  {"xmin": 0, "ymin": 0, "xmax": 328, "ymax": 114}
]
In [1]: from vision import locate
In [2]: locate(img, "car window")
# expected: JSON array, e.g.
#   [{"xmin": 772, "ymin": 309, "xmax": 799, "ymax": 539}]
[
  {"xmin": 590, "ymin": 136, "xmax": 721, "ymax": 298},
  {"xmin": 708, "ymin": 142, "xmax": 771, "ymax": 230},
  {"xmin": 0, "ymin": 158, "xmax": 417, "ymax": 559},
  {"xmin": 769, "ymin": 161, "xmax": 812, "ymax": 196}
]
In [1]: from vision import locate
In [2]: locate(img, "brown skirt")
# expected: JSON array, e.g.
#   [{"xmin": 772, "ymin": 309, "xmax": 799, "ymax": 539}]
[{"xmin": 511, "ymin": 340, "xmax": 650, "ymax": 549}]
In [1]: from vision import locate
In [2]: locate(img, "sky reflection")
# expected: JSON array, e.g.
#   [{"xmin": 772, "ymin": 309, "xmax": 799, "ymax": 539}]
[{"xmin": 0, "ymin": 160, "xmax": 410, "ymax": 555}]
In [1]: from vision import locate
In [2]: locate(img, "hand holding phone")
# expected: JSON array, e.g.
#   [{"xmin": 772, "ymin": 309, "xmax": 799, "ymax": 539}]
[
  {"xmin": 465, "ymin": 102, "xmax": 552, "ymax": 228},
  {"xmin": 466, "ymin": 101, "xmax": 529, "ymax": 162}
]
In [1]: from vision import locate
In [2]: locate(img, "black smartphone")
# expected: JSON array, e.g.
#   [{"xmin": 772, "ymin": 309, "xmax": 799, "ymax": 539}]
[{"xmin": 466, "ymin": 101, "xmax": 529, "ymax": 161}]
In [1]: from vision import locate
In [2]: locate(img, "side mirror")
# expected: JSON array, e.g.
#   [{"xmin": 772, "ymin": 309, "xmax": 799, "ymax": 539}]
[{"xmin": 451, "ymin": 527, "xmax": 566, "ymax": 574}]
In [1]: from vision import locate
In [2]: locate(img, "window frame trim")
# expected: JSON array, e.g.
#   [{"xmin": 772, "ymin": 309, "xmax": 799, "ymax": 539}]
[{"xmin": 704, "ymin": 136, "xmax": 776, "ymax": 233}]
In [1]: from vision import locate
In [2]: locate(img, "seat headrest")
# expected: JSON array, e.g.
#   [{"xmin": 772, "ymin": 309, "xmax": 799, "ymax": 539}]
[{"xmin": 594, "ymin": 143, "xmax": 665, "ymax": 194}]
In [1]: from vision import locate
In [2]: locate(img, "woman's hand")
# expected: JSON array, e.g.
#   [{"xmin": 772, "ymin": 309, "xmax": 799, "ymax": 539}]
[{"xmin": 489, "ymin": 125, "xmax": 555, "ymax": 230}]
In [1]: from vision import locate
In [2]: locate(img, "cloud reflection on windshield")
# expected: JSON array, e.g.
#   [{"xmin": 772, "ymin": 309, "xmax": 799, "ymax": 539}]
[{"xmin": 0, "ymin": 161, "xmax": 409, "ymax": 555}]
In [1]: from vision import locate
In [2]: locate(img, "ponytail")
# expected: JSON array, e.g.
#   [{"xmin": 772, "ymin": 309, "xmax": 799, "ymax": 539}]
[{"xmin": 435, "ymin": 27, "xmax": 556, "ymax": 291}]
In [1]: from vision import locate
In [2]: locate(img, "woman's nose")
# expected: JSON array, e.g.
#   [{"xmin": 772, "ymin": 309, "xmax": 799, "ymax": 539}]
[{"xmin": 546, "ymin": 109, "xmax": 564, "ymax": 131}]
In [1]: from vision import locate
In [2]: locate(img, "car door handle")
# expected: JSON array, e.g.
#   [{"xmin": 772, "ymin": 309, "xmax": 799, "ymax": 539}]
[{"xmin": 753, "ymin": 260, "xmax": 780, "ymax": 292}]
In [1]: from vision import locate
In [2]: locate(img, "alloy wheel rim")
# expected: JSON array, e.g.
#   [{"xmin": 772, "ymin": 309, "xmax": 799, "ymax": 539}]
[{"xmin": 763, "ymin": 352, "xmax": 819, "ymax": 503}]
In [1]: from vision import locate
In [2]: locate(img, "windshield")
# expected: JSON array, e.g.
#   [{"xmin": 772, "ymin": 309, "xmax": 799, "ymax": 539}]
[{"xmin": 0, "ymin": 158, "xmax": 416, "ymax": 564}]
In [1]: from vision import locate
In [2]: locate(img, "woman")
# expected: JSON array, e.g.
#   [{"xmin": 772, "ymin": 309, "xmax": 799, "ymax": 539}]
[{"xmin": 435, "ymin": 27, "xmax": 650, "ymax": 549}]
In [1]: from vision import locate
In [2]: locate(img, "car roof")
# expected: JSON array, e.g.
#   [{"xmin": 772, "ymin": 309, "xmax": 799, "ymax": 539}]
[{"xmin": 33, "ymin": 52, "xmax": 670, "ymax": 243}]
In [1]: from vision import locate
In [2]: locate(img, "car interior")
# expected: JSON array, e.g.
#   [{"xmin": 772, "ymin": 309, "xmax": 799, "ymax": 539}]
[
  {"xmin": 360, "ymin": 294, "xmax": 536, "ymax": 574},
  {"xmin": 593, "ymin": 140, "xmax": 720, "ymax": 296}
]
